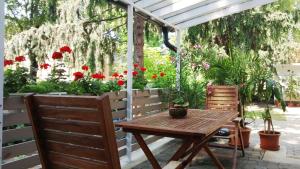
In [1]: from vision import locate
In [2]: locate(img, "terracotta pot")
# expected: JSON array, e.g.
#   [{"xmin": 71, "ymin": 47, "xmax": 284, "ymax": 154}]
[
  {"xmin": 288, "ymin": 102, "xmax": 294, "ymax": 107},
  {"xmin": 229, "ymin": 127, "xmax": 251, "ymax": 148},
  {"xmin": 274, "ymin": 100, "xmax": 280, "ymax": 107},
  {"xmin": 258, "ymin": 130, "xmax": 280, "ymax": 151}
]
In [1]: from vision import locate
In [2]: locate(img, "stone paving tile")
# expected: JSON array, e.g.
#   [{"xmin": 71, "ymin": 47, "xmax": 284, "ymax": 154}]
[{"xmin": 132, "ymin": 140, "xmax": 300, "ymax": 169}]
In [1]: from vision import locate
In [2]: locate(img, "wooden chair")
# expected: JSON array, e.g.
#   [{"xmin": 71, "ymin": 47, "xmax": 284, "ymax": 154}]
[
  {"xmin": 24, "ymin": 94, "xmax": 121, "ymax": 169},
  {"xmin": 206, "ymin": 85, "xmax": 245, "ymax": 169}
]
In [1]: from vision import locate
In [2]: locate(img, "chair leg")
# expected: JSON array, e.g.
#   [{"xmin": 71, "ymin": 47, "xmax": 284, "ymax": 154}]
[
  {"xmin": 232, "ymin": 123, "xmax": 238, "ymax": 169},
  {"xmin": 237, "ymin": 123, "xmax": 245, "ymax": 157}
]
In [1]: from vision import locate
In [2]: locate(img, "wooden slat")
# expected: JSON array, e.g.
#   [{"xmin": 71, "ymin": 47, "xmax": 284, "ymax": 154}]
[
  {"xmin": 208, "ymin": 96, "xmax": 235, "ymax": 101},
  {"xmin": 40, "ymin": 118, "xmax": 103, "ymax": 136},
  {"xmin": 45, "ymin": 140, "xmax": 106, "ymax": 162},
  {"xmin": 206, "ymin": 100, "xmax": 236, "ymax": 104},
  {"xmin": 3, "ymin": 126, "xmax": 34, "ymax": 144},
  {"xmin": 213, "ymin": 89, "xmax": 236, "ymax": 93},
  {"xmin": 3, "ymin": 95, "xmax": 25, "ymax": 110},
  {"xmin": 115, "ymin": 130, "xmax": 126, "ymax": 140},
  {"xmin": 112, "ymin": 110, "xmax": 126, "ymax": 119},
  {"xmin": 3, "ymin": 140, "xmax": 37, "ymax": 160},
  {"xmin": 33, "ymin": 95, "xmax": 99, "ymax": 108},
  {"xmin": 212, "ymin": 93, "xmax": 236, "ymax": 97},
  {"xmin": 117, "ymin": 139, "xmax": 126, "ymax": 148},
  {"xmin": 110, "ymin": 100, "xmax": 127, "ymax": 110},
  {"xmin": 47, "ymin": 152, "xmax": 109, "ymax": 169},
  {"xmin": 3, "ymin": 110, "xmax": 30, "ymax": 127},
  {"xmin": 133, "ymin": 103, "xmax": 167, "ymax": 115},
  {"xmin": 42, "ymin": 129, "xmax": 104, "ymax": 149},
  {"xmin": 107, "ymin": 91, "xmax": 127, "ymax": 100},
  {"xmin": 133, "ymin": 97, "xmax": 162, "ymax": 106},
  {"xmin": 2, "ymin": 154, "xmax": 40, "ymax": 169},
  {"xmin": 38, "ymin": 106, "xmax": 98, "ymax": 122}
]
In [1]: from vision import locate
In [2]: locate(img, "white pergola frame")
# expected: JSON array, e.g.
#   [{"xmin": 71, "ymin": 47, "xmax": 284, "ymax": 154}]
[
  {"xmin": 122, "ymin": 0, "xmax": 276, "ymax": 160},
  {"xmin": 0, "ymin": 0, "xmax": 277, "ymax": 165}
]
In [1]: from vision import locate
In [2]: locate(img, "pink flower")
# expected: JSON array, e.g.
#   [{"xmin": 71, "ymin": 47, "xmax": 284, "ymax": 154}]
[{"xmin": 202, "ymin": 61, "xmax": 210, "ymax": 70}]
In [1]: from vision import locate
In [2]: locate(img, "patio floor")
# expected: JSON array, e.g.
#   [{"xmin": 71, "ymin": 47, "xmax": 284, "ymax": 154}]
[{"xmin": 130, "ymin": 107, "xmax": 300, "ymax": 169}]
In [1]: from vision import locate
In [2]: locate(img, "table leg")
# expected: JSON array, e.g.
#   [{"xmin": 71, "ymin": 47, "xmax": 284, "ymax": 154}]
[
  {"xmin": 133, "ymin": 133, "xmax": 162, "ymax": 169},
  {"xmin": 168, "ymin": 139, "xmax": 193, "ymax": 162},
  {"xmin": 204, "ymin": 145, "xmax": 225, "ymax": 169}
]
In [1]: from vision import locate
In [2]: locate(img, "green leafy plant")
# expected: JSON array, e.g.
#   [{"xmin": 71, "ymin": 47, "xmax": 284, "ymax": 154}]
[
  {"xmin": 285, "ymin": 71, "xmax": 299, "ymax": 103},
  {"xmin": 261, "ymin": 79, "xmax": 286, "ymax": 134},
  {"xmin": 4, "ymin": 67, "xmax": 31, "ymax": 96}
]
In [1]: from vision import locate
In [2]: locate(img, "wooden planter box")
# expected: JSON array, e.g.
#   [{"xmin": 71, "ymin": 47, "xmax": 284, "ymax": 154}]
[{"xmin": 1, "ymin": 89, "xmax": 167, "ymax": 169}]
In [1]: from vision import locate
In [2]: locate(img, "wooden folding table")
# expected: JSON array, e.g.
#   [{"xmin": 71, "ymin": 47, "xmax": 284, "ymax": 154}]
[{"xmin": 116, "ymin": 109, "xmax": 238, "ymax": 169}]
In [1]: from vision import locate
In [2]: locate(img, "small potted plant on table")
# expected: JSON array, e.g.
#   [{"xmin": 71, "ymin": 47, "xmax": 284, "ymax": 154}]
[
  {"xmin": 168, "ymin": 90, "xmax": 189, "ymax": 119},
  {"xmin": 258, "ymin": 79, "xmax": 286, "ymax": 151}
]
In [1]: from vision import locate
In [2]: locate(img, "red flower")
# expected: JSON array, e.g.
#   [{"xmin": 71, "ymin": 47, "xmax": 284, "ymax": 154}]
[
  {"xmin": 15, "ymin": 56, "xmax": 25, "ymax": 62},
  {"xmin": 123, "ymin": 70, "xmax": 128, "ymax": 75},
  {"xmin": 134, "ymin": 63, "xmax": 139, "ymax": 68},
  {"xmin": 132, "ymin": 71, "xmax": 138, "ymax": 76},
  {"xmin": 52, "ymin": 52, "xmax": 63, "ymax": 59},
  {"xmin": 73, "ymin": 71, "xmax": 84, "ymax": 81},
  {"xmin": 82, "ymin": 65, "xmax": 89, "ymax": 71},
  {"xmin": 91, "ymin": 73, "xmax": 105, "ymax": 80},
  {"xmin": 152, "ymin": 74, "xmax": 158, "ymax": 79},
  {"xmin": 160, "ymin": 72, "xmax": 165, "ymax": 77},
  {"xmin": 40, "ymin": 63, "xmax": 50, "ymax": 69},
  {"xmin": 4, "ymin": 59, "xmax": 14, "ymax": 67},
  {"xmin": 119, "ymin": 75, "xmax": 124, "ymax": 78},
  {"xmin": 117, "ymin": 79, "xmax": 125, "ymax": 86},
  {"xmin": 60, "ymin": 46, "xmax": 72, "ymax": 54},
  {"xmin": 112, "ymin": 72, "xmax": 119, "ymax": 78},
  {"xmin": 140, "ymin": 67, "xmax": 147, "ymax": 72}
]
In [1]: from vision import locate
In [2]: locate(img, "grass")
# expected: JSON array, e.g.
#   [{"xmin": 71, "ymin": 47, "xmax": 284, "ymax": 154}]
[{"xmin": 245, "ymin": 105, "xmax": 287, "ymax": 121}]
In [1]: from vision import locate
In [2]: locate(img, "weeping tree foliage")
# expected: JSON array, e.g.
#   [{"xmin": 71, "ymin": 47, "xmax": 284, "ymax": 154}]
[{"xmin": 186, "ymin": 0, "xmax": 299, "ymax": 55}]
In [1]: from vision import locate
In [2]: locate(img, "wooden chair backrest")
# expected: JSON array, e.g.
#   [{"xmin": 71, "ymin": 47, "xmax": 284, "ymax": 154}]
[
  {"xmin": 24, "ymin": 94, "xmax": 121, "ymax": 169},
  {"xmin": 206, "ymin": 85, "xmax": 239, "ymax": 111}
]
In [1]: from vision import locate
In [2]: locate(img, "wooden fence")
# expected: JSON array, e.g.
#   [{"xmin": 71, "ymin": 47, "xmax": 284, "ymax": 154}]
[{"xmin": 2, "ymin": 88, "xmax": 167, "ymax": 169}]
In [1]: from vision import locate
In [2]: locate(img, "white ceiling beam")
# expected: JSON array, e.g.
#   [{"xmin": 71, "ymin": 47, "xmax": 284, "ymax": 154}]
[
  {"xmin": 135, "ymin": 0, "xmax": 165, "ymax": 9},
  {"xmin": 166, "ymin": 0, "xmax": 249, "ymax": 25},
  {"xmin": 152, "ymin": 0, "xmax": 209, "ymax": 18},
  {"xmin": 116, "ymin": 0, "xmax": 177, "ymax": 29},
  {"xmin": 145, "ymin": 0, "xmax": 182, "ymax": 12},
  {"xmin": 176, "ymin": 0, "xmax": 276, "ymax": 29}
]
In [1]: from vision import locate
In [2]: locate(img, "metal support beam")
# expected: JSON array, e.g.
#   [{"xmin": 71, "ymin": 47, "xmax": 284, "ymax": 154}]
[
  {"xmin": 0, "ymin": 0, "xmax": 4, "ymax": 167},
  {"xmin": 176, "ymin": 30, "xmax": 181, "ymax": 91},
  {"xmin": 126, "ymin": 2, "xmax": 134, "ymax": 162}
]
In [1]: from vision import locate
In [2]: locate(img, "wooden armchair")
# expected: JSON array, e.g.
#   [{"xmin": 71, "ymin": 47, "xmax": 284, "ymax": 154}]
[
  {"xmin": 206, "ymin": 85, "xmax": 245, "ymax": 169},
  {"xmin": 24, "ymin": 94, "xmax": 121, "ymax": 169}
]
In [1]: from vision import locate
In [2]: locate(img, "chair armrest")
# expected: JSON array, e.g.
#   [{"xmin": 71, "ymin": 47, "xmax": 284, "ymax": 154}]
[{"xmin": 232, "ymin": 117, "xmax": 242, "ymax": 123}]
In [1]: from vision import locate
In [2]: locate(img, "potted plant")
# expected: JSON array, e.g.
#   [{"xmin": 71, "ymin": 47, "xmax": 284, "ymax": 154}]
[
  {"xmin": 258, "ymin": 79, "xmax": 286, "ymax": 151},
  {"xmin": 168, "ymin": 90, "xmax": 189, "ymax": 118},
  {"xmin": 285, "ymin": 71, "xmax": 299, "ymax": 107}
]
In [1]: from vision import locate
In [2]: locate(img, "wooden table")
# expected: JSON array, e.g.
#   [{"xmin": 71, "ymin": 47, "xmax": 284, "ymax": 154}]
[{"xmin": 116, "ymin": 109, "xmax": 238, "ymax": 169}]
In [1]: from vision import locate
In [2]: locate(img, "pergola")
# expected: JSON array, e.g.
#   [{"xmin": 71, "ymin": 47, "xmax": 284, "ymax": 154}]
[{"xmin": 0, "ymin": 0, "xmax": 276, "ymax": 165}]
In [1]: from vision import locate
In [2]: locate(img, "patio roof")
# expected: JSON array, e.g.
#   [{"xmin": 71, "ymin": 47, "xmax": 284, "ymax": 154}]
[{"xmin": 115, "ymin": 0, "xmax": 276, "ymax": 30}]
